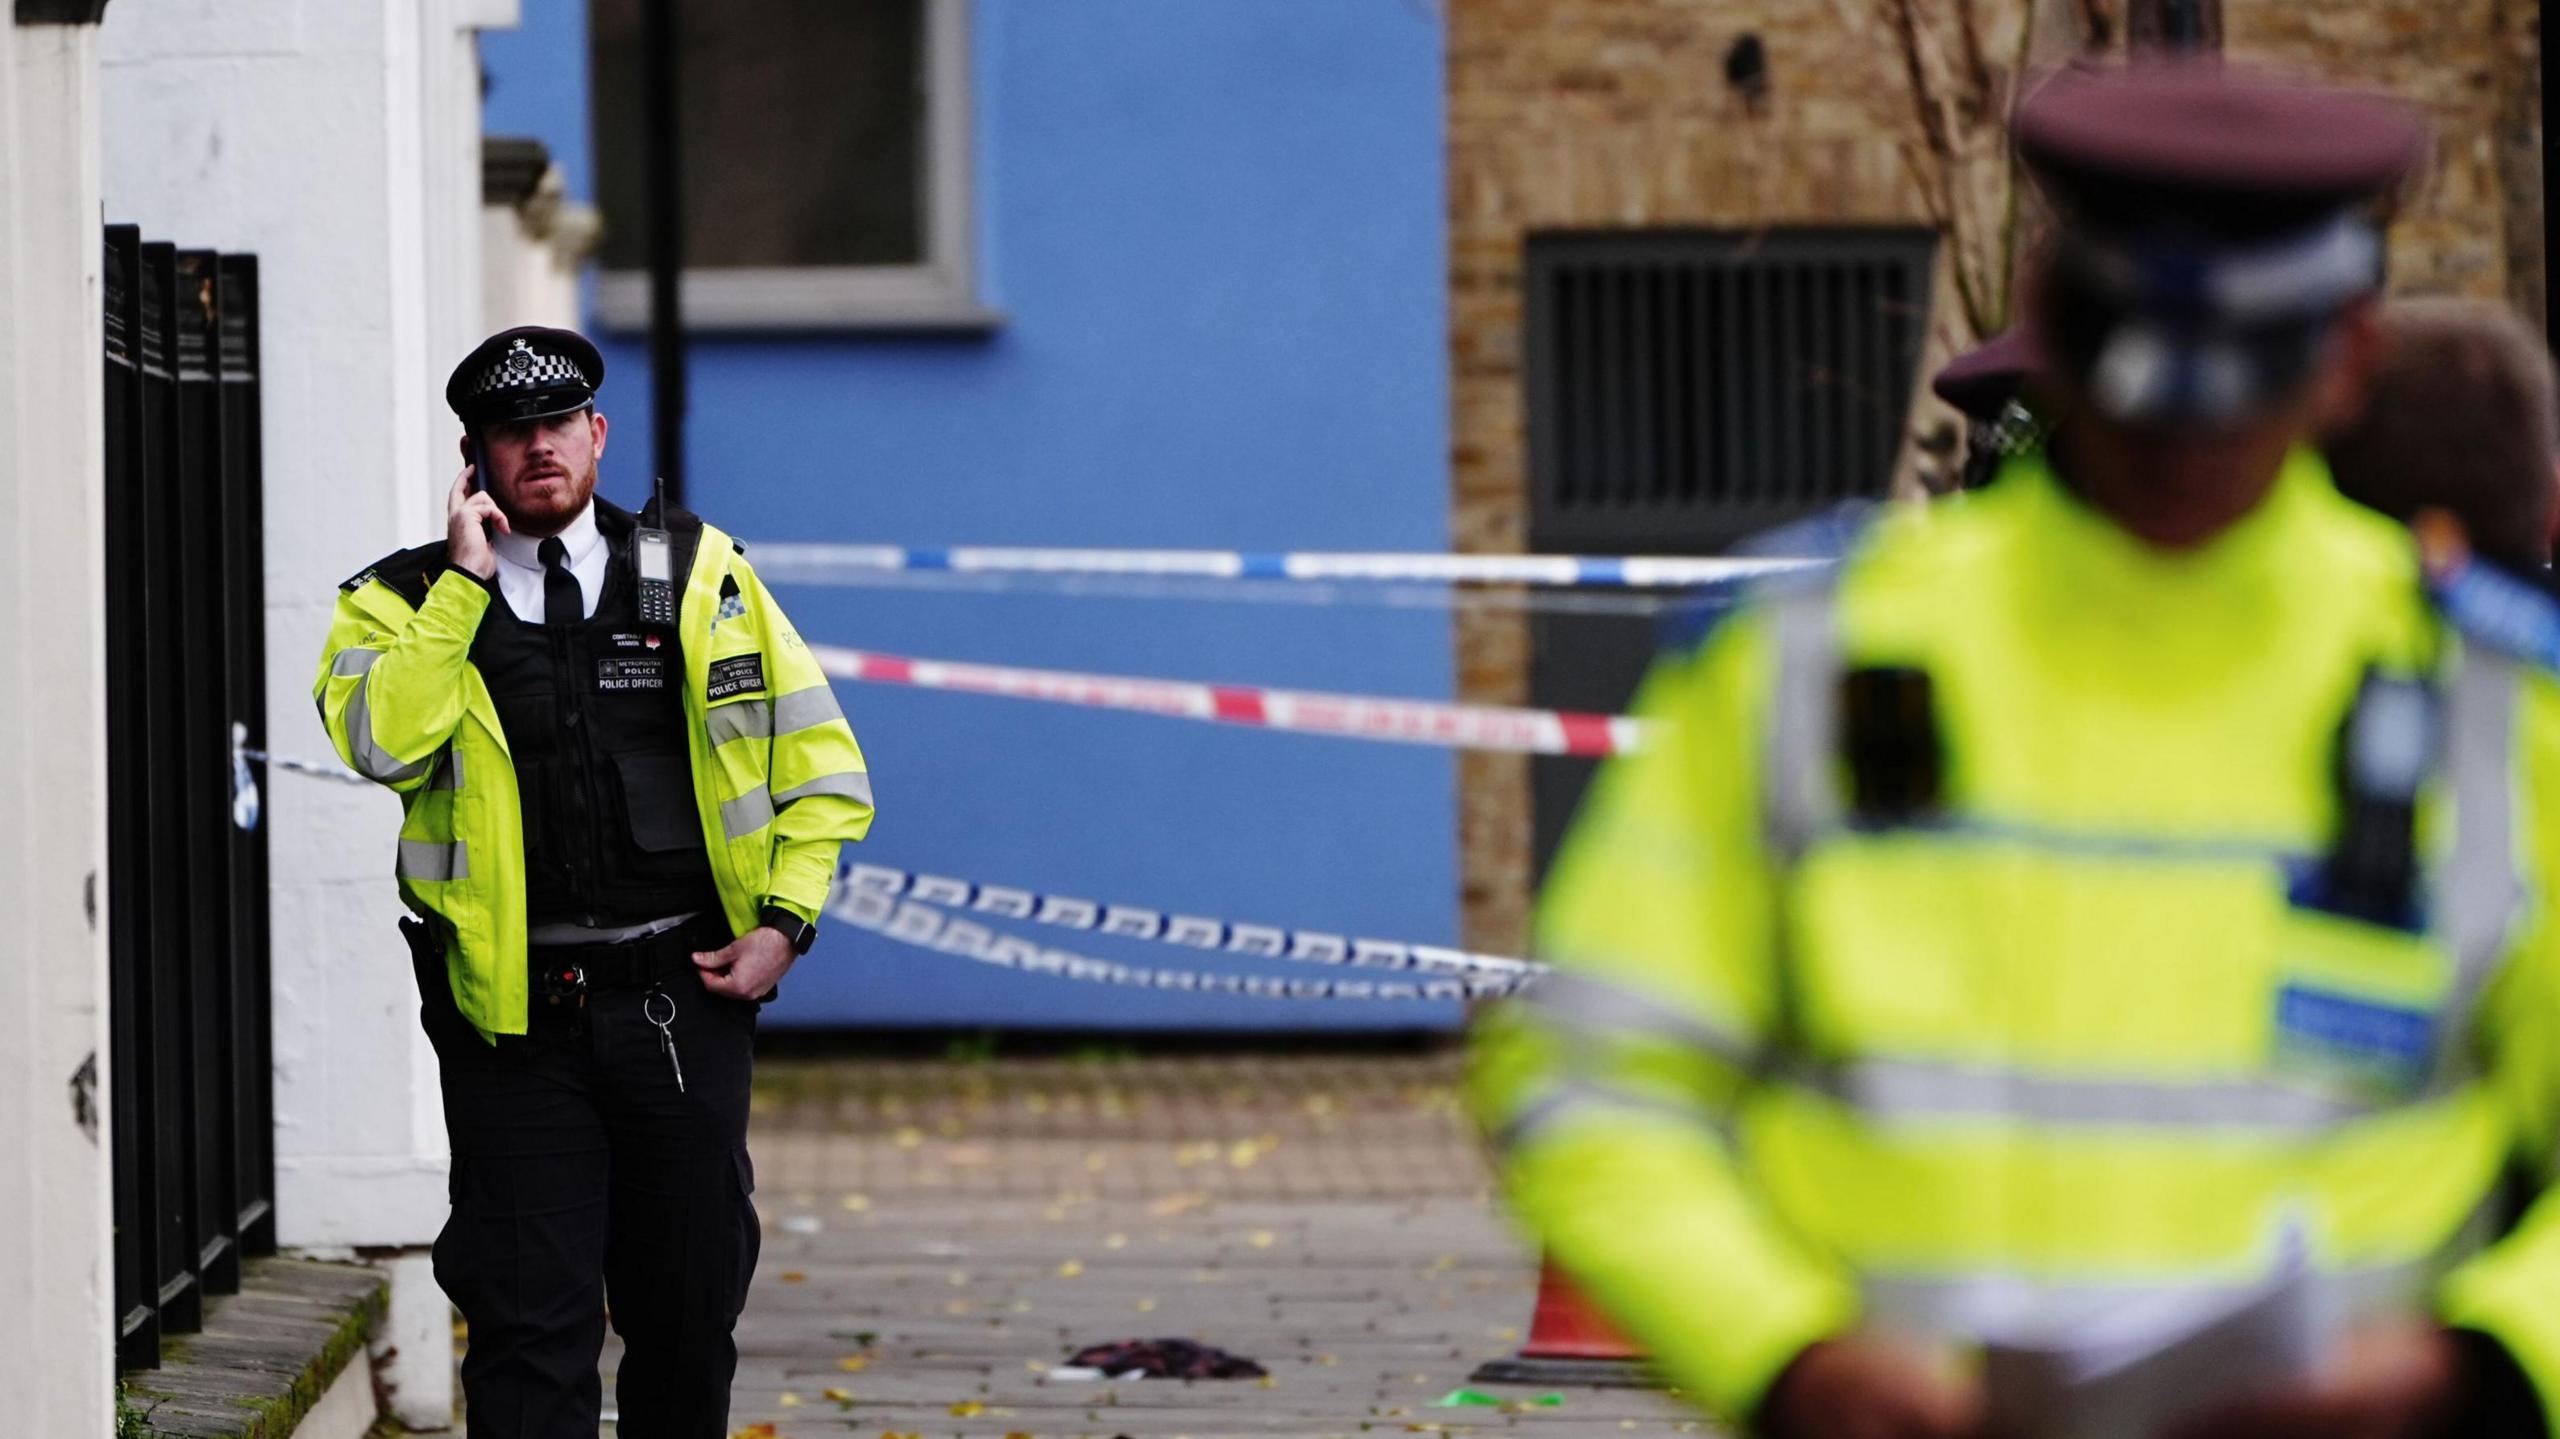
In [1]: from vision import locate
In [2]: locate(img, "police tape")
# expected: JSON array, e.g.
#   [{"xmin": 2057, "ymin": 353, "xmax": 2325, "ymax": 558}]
[
  {"xmin": 842, "ymin": 862, "xmax": 1543, "ymax": 978},
  {"xmin": 806, "ymin": 646, "xmax": 1650, "ymax": 757},
  {"xmin": 750, "ymin": 542, "xmax": 1819, "ymax": 590},
  {"xmin": 237, "ymin": 745, "xmax": 370, "ymax": 784},
  {"xmin": 759, "ymin": 563, "xmax": 1695, "ymax": 619},
  {"xmin": 828, "ymin": 887, "xmax": 1531, "ymax": 1001}
]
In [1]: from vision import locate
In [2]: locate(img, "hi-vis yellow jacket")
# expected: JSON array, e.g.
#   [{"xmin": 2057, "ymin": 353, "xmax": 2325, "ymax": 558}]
[
  {"xmin": 1471, "ymin": 450, "xmax": 2560, "ymax": 1428},
  {"xmin": 315, "ymin": 500, "xmax": 873, "ymax": 1041}
]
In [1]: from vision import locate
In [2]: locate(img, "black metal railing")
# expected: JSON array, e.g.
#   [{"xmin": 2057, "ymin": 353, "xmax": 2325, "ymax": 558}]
[{"xmin": 104, "ymin": 225, "xmax": 275, "ymax": 1371}]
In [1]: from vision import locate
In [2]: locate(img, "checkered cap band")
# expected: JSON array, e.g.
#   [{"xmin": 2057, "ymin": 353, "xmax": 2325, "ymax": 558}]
[{"xmin": 466, "ymin": 341, "xmax": 591, "ymax": 398}]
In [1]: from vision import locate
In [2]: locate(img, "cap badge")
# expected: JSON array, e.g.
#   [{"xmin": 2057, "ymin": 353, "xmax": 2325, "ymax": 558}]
[{"xmin": 501, "ymin": 337, "xmax": 536, "ymax": 383}]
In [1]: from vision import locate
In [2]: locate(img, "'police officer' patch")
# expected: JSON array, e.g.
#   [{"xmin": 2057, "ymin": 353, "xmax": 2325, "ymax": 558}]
[
  {"xmin": 597, "ymin": 658, "xmax": 668, "ymax": 692},
  {"xmin": 706, "ymin": 653, "xmax": 766, "ymax": 701}
]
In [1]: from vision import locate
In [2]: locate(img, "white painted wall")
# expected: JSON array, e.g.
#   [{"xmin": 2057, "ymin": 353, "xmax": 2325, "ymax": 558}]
[
  {"xmin": 0, "ymin": 16, "xmax": 113, "ymax": 1433},
  {"xmin": 99, "ymin": 0, "xmax": 518, "ymax": 1427}
]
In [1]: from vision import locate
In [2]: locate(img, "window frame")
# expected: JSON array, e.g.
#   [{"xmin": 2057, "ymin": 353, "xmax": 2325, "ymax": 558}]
[{"xmin": 592, "ymin": 0, "xmax": 995, "ymax": 333}]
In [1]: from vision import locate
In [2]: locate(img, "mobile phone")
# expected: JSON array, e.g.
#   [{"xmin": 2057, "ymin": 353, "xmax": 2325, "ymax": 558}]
[{"xmin": 469, "ymin": 433, "xmax": 489, "ymax": 495}]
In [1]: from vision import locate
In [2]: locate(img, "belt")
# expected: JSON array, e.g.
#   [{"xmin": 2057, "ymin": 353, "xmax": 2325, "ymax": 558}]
[{"xmin": 530, "ymin": 913, "xmax": 726, "ymax": 997}]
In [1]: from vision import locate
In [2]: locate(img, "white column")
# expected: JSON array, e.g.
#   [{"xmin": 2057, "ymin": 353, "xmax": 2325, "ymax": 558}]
[
  {"xmin": 98, "ymin": 1, "xmax": 521, "ymax": 1428},
  {"xmin": 0, "ymin": 14, "xmax": 114, "ymax": 1433}
]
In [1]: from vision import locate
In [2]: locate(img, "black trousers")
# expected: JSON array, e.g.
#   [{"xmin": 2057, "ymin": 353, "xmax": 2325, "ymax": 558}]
[{"xmin": 412, "ymin": 919, "xmax": 761, "ymax": 1439}]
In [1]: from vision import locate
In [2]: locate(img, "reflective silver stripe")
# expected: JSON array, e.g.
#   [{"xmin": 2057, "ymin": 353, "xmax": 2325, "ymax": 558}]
[
  {"xmin": 1763, "ymin": 584, "xmax": 1842, "ymax": 861},
  {"xmin": 775, "ymin": 771, "xmax": 874, "ymax": 809},
  {"xmin": 705, "ymin": 700, "xmax": 772, "ymax": 748},
  {"xmin": 773, "ymin": 684, "xmax": 846, "ymax": 735},
  {"xmin": 342, "ymin": 655, "xmax": 431, "ymax": 785},
  {"xmin": 1795, "ymin": 1056, "xmax": 2389, "ymax": 1131},
  {"xmin": 427, "ymin": 747, "xmax": 462, "ymax": 792},
  {"xmin": 1493, "ymin": 1080, "xmax": 1717, "ymax": 1153},
  {"xmin": 720, "ymin": 785, "xmax": 775, "ymax": 839},
  {"xmin": 1524, "ymin": 970, "xmax": 1762, "ymax": 1072},
  {"xmin": 396, "ymin": 838, "xmax": 468, "ymax": 883},
  {"xmin": 331, "ymin": 646, "xmax": 382, "ymax": 678},
  {"xmin": 2438, "ymin": 648, "xmax": 2523, "ymax": 1071},
  {"xmin": 1863, "ymin": 1258, "xmax": 2434, "ymax": 1340}
]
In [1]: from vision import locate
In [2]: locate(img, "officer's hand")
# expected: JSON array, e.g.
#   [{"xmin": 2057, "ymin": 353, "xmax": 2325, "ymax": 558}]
[
  {"xmin": 1760, "ymin": 1335, "xmax": 1992, "ymax": 1439},
  {"xmin": 2156, "ymin": 1320, "xmax": 2463, "ymax": 1439},
  {"xmin": 446, "ymin": 463, "xmax": 511, "ymax": 579},
  {"xmin": 693, "ymin": 925, "xmax": 795, "ymax": 1002}
]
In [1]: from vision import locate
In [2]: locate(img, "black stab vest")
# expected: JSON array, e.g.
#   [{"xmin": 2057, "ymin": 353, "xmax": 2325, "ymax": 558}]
[{"xmin": 470, "ymin": 510, "xmax": 719, "ymax": 928}]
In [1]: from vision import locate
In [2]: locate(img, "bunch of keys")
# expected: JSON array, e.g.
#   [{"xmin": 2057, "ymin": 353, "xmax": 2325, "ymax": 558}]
[{"xmin": 643, "ymin": 988, "xmax": 686, "ymax": 1094}]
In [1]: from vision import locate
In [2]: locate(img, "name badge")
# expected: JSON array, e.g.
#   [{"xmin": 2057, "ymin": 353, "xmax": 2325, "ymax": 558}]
[
  {"xmin": 706, "ymin": 653, "xmax": 766, "ymax": 701},
  {"xmin": 596, "ymin": 657, "xmax": 668, "ymax": 692},
  {"xmin": 2272, "ymin": 984, "xmax": 2434, "ymax": 1097}
]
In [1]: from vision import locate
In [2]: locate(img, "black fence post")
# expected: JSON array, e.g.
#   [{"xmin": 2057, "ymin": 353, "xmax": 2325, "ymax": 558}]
[{"xmin": 105, "ymin": 229, "xmax": 271, "ymax": 1369}]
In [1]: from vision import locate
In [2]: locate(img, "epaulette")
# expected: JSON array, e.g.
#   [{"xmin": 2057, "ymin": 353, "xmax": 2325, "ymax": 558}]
[
  {"xmin": 2430, "ymin": 557, "xmax": 2560, "ymax": 673},
  {"xmin": 339, "ymin": 565, "xmax": 378, "ymax": 594}
]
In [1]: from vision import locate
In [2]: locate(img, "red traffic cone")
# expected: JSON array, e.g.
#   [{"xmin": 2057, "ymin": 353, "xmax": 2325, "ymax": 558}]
[{"xmin": 1470, "ymin": 1260, "xmax": 1653, "ymax": 1387}]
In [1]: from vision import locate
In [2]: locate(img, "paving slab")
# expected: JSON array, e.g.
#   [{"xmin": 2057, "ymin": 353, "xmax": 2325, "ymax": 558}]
[{"xmin": 566, "ymin": 1048, "xmax": 1708, "ymax": 1438}]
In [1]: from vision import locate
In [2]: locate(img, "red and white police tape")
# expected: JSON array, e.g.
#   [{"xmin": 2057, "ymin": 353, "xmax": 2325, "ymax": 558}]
[
  {"xmin": 843, "ymin": 862, "xmax": 1543, "ymax": 978},
  {"xmin": 805, "ymin": 645, "xmax": 1650, "ymax": 757}
]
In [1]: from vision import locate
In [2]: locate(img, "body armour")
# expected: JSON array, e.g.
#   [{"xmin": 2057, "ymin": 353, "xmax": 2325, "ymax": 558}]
[{"xmin": 471, "ymin": 509, "xmax": 720, "ymax": 927}]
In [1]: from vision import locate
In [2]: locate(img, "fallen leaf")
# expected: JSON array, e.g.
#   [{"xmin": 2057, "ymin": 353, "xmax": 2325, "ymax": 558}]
[
  {"xmin": 1258, "ymin": 1375, "xmax": 1279, "ymax": 1389},
  {"xmin": 1489, "ymin": 1327, "xmax": 1520, "ymax": 1341},
  {"xmin": 949, "ymin": 1400, "xmax": 987, "ymax": 1417},
  {"xmin": 1134, "ymin": 1298, "xmax": 1156, "ymax": 1313},
  {"xmin": 1057, "ymin": 1259, "xmax": 1085, "ymax": 1278},
  {"xmin": 778, "ymin": 1271, "xmax": 807, "ymax": 1284},
  {"xmin": 1085, "ymin": 1150, "xmax": 1108, "ymax": 1173},
  {"xmin": 945, "ymin": 1299, "xmax": 973, "ymax": 1315},
  {"xmin": 1104, "ymin": 1233, "xmax": 1128, "ymax": 1250},
  {"xmin": 837, "ymin": 1355, "xmax": 871, "ymax": 1373},
  {"xmin": 893, "ymin": 1125, "xmax": 924, "ymax": 1148},
  {"xmin": 777, "ymin": 1391, "xmax": 803, "ymax": 1408},
  {"xmin": 1249, "ymin": 1231, "xmax": 1277, "ymax": 1249},
  {"xmin": 1317, "ymin": 1353, "xmax": 1339, "ymax": 1366},
  {"xmin": 822, "ymin": 1386, "xmax": 855, "ymax": 1402},
  {"xmin": 1148, "ymin": 1192, "xmax": 1207, "ymax": 1217},
  {"xmin": 948, "ymin": 1270, "xmax": 971, "ymax": 1287},
  {"xmin": 841, "ymin": 1192, "xmax": 870, "ymax": 1212},
  {"xmin": 730, "ymin": 1427, "xmax": 779, "ymax": 1439},
  {"xmin": 1228, "ymin": 1141, "xmax": 1261, "ymax": 1169}
]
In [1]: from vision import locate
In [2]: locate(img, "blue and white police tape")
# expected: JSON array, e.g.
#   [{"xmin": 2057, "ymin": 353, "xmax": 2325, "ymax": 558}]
[
  {"xmin": 749, "ymin": 542, "xmax": 1821, "ymax": 590},
  {"xmin": 237, "ymin": 745, "xmax": 369, "ymax": 785},
  {"xmin": 829, "ymin": 887, "xmax": 1530, "ymax": 1001},
  {"xmin": 842, "ymin": 862, "xmax": 1543, "ymax": 978}
]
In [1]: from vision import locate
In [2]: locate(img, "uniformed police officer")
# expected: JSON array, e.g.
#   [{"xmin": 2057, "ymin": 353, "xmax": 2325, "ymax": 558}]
[
  {"xmin": 1930, "ymin": 328, "xmax": 2044, "ymax": 492},
  {"xmin": 315, "ymin": 326, "xmax": 874, "ymax": 1438},
  {"xmin": 1472, "ymin": 64, "xmax": 2560, "ymax": 1439}
]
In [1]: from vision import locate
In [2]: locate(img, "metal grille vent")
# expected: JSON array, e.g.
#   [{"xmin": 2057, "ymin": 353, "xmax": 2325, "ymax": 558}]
[{"xmin": 1525, "ymin": 227, "xmax": 1938, "ymax": 553}]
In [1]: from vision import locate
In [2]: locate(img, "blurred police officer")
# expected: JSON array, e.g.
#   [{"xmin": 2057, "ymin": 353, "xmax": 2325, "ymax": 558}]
[
  {"xmin": 1474, "ymin": 64, "xmax": 2560, "ymax": 1439},
  {"xmin": 1931, "ymin": 327, "xmax": 2045, "ymax": 492},
  {"xmin": 315, "ymin": 327, "xmax": 874, "ymax": 1438}
]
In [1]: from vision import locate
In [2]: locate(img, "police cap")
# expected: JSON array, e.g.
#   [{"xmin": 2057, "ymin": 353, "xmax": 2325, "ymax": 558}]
[
  {"xmin": 2016, "ymin": 63, "xmax": 2428, "ymax": 422},
  {"xmin": 445, "ymin": 325, "xmax": 605, "ymax": 428},
  {"xmin": 1931, "ymin": 328, "xmax": 2034, "ymax": 423}
]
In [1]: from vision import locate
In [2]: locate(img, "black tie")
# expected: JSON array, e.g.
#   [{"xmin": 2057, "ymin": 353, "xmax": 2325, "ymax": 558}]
[{"xmin": 537, "ymin": 537, "xmax": 581, "ymax": 627}]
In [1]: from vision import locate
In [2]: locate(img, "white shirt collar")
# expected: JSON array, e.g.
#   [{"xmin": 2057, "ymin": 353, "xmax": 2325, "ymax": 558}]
[{"xmin": 492, "ymin": 500, "xmax": 603, "ymax": 574}]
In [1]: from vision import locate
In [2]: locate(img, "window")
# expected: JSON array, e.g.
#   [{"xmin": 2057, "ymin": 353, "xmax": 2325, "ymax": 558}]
[
  {"xmin": 589, "ymin": 0, "xmax": 990, "ymax": 331},
  {"xmin": 1524, "ymin": 227, "xmax": 1937, "ymax": 553}
]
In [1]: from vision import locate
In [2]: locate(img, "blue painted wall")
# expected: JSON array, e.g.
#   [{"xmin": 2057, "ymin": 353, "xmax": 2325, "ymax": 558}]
[{"xmin": 481, "ymin": 0, "xmax": 1457, "ymax": 1030}]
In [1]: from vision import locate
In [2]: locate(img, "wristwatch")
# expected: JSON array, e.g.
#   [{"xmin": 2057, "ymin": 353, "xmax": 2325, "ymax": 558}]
[{"xmin": 757, "ymin": 905, "xmax": 818, "ymax": 955}]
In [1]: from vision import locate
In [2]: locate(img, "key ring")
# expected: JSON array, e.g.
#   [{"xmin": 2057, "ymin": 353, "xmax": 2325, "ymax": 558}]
[{"xmin": 643, "ymin": 989, "xmax": 675, "ymax": 1027}]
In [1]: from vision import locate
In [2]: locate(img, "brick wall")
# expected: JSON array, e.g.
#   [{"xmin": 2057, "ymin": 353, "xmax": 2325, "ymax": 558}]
[{"xmin": 1449, "ymin": 0, "xmax": 2544, "ymax": 953}]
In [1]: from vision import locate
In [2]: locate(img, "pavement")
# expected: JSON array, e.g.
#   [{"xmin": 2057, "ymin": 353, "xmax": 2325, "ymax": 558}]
[{"xmin": 585, "ymin": 1045, "xmax": 1710, "ymax": 1439}]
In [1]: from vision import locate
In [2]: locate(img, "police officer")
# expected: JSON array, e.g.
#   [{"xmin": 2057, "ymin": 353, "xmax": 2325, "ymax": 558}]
[
  {"xmin": 1472, "ymin": 64, "xmax": 2559, "ymax": 1439},
  {"xmin": 1930, "ymin": 328, "xmax": 2044, "ymax": 492},
  {"xmin": 315, "ymin": 326, "xmax": 874, "ymax": 1438}
]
